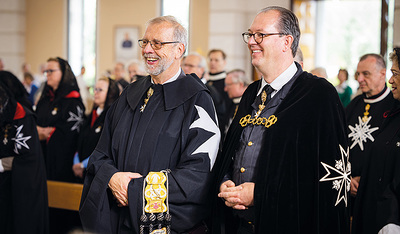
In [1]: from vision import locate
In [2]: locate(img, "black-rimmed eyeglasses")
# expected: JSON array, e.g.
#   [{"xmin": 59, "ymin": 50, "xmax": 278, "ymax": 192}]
[
  {"xmin": 242, "ymin": 32, "xmax": 286, "ymax": 44},
  {"xmin": 138, "ymin": 39, "xmax": 180, "ymax": 50}
]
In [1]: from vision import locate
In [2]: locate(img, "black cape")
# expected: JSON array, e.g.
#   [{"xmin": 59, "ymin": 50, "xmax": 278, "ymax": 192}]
[
  {"xmin": 352, "ymin": 101, "xmax": 400, "ymax": 234},
  {"xmin": 80, "ymin": 73, "xmax": 220, "ymax": 233},
  {"xmin": 0, "ymin": 100, "xmax": 49, "ymax": 234},
  {"xmin": 213, "ymin": 66, "xmax": 350, "ymax": 234},
  {"xmin": 345, "ymin": 88, "xmax": 395, "ymax": 177}
]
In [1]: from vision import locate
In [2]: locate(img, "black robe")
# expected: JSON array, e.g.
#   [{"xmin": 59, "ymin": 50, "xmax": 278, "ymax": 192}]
[
  {"xmin": 345, "ymin": 87, "xmax": 395, "ymax": 177},
  {"xmin": 0, "ymin": 101, "xmax": 49, "ymax": 234},
  {"xmin": 74, "ymin": 108, "xmax": 107, "ymax": 182},
  {"xmin": 352, "ymin": 101, "xmax": 400, "ymax": 234},
  {"xmin": 213, "ymin": 67, "xmax": 350, "ymax": 233},
  {"xmin": 36, "ymin": 89, "xmax": 85, "ymax": 182},
  {"xmin": 80, "ymin": 73, "xmax": 220, "ymax": 233}
]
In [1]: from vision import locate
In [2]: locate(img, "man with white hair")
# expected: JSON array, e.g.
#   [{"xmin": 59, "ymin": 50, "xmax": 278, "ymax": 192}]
[{"xmin": 80, "ymin": 16, "xmax": 220, "ymax": 234}]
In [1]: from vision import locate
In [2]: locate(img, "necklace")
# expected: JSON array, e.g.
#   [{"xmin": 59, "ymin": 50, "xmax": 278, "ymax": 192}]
[
  {"xmin": 254, "ymin": 90, "xmax": 267, "ymax": 118},
  {"xmin": 140, "ymin": 87, "xmax": 154, "ymax": 112},
  {"xmin": 362, "ymin": 104, "xmax": 370, "ymax": 122}
]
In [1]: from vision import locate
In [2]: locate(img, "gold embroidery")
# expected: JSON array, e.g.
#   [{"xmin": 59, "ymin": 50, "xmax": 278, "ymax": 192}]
[
  {"xmin": 239, "ymin": 114, "xmax": 277, "ymax": 128},
  {"xmin": 255, "ymin": 90, "xmax": 267, "ymax": 118},
  {"xmin": 362, "ymin": 104, "xmax": 370, "ymax": 122},
  {"xmin": 140, "ymin": 87, "xmax": 154, "ymax": 112},
  {"xmin": 144, "ymin": 172, "xmax": 167, "ymax": 213}
]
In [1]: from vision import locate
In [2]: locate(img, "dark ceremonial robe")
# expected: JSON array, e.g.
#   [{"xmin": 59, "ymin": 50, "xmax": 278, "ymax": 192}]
[
  {"xmin": 0, "ymin": 101, "xmax": 49, "ymax": 234},
  {"xmin": 345, "ymin": 87, "xmax": 395, "ymax": 177},
  {"xmin": 207, "ymin": 72, "xmax": 232, "ymax": 132},
  {"xmin": 213, "ymin": 65, "xmax": 350, "ymax": 234},
  {"xmin": 36, "ymin": 89, "xmax": 85, "ymax": 182},
  {"xmin": 76, "ymin": 108, "xmax": 106, "ymax": 163},
  {"xmin": 74, "ymin": 108, "xmax": 107, "ymax": 182},
  {"xmin": 80, "ymin": 72, "xmax": 220, "ymax": 234},
  {"xmin": 352, "ymin": 101, "xmax": 400, "ymax": 234}
]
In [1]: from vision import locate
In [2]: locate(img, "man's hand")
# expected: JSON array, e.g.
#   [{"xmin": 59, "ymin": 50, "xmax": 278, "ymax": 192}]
[
  {"xmin": 37, "ymin": 126, "xmax": 55, "ymax": 141},
  {"xmin": 218, "ymin": 180, "xmax": 255, "ymax": 210},
  {"xmin": 72, "ymin": 163, "xmax": 84, "ymax": 178},
  {"xmin": 350, "ymin": 176, "xmax": 361, "ymax": 197},
  {"xmin": 108, "ymin": 172, "xmax": 142, "ymax": 206}
]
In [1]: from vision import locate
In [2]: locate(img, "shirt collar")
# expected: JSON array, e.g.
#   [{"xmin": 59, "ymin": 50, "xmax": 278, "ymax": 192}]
[
  {"xmin": 151, "ymin": 68, "xmax": 182, "ymax": 85},
  {"xmin": 257, "ymin": 62, "xmax": 297, "ymax": 97}
]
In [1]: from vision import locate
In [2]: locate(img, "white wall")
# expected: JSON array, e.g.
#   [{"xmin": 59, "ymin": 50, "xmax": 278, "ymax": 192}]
[
  {"xmin": 208, "ymin": 0, "xmax": 291, "ymax": 79},
  {"xmin": 0, "ymin": 0, "xmax": 26, "ymax": 76}
]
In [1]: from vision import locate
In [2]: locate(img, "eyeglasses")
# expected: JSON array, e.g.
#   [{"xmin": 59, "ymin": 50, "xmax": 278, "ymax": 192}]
[
  {"xmin": 44, "ymin": 69, "xmax": 60, "ymax": 75},
  {"xmin": 94, "ymin": 88, "xmax": 104, "ymax": 93},
  {"xmin": 225, "ymin": 82, "xmax": 238, "ymax": 87},
  {"xmin": 242, "ymin": 32, "xmax": 286, "ymax": 44},
  {"xmin": 183, "ymin": 64, "xmax": 200, "ymax": 68},
  {"xmin": 138, "ymin": 39, "xmax": 180, "ymax": 50}
]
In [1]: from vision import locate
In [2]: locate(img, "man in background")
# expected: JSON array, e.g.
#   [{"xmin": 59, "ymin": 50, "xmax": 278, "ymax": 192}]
[
  {"xmin": 207, "ymin": 49, "xmax": 232, "ymax": 132},
  {"xmin": 127, "ymin": 61, "xmax": 147, "ymax": 82},
  {"xmin": 182, "ymin": 53, "xmax": 225, "ymax": 129},
  {"xmin": 113, "ymin": 62, "xmax": 129, "ymax": 90},
  {"xmin": 346, "ymin": 54, "xmax": 395, "ymax": 198},
  {"xmin": 222, "ymin": 69, "xmax": 251, "ymax": 136}
]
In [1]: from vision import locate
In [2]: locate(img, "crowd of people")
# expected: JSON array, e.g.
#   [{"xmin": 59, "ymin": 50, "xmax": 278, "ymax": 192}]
[{"xmin": 1, "ymin": 5, "xmax": 400, "ymax": 234}]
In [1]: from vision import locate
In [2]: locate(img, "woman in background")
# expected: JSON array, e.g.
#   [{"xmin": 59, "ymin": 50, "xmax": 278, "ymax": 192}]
[
  {"xmin": 335, "ymin": 68, "xmax": 353, "ymax": 107},
  {"xmin": 35, "ymin": 57, "xmax": 85, "ymax": 182},
  {"xmin": 35, "ymin": 57, "xmax": 84, "ymax": 234},
  {"xmin": 72, "ymin": 77, "xmax": 119, "ymax": 182}
]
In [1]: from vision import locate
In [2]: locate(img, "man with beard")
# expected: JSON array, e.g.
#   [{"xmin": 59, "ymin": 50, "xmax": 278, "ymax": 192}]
[{"xmin": 80, "ymin": 16, "xmax": 220, "ymax": 234}]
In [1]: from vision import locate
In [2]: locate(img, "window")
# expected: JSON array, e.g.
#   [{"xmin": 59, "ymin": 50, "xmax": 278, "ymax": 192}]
[
  {"xmin": 293, "ymin": 0, "xmax": 395, "ymax": 88},
  {"xmin": 68, "ymin": 0, "xmax": 97, "ymax": 87},
  {"xmin": 161, "ymin": 0, "xmax": 190, "ymax": 53}
]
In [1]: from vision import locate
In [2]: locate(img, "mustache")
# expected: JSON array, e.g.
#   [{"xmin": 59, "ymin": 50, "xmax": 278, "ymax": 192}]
[{"xmin": 144, "ymin": 54, "xmax": 160, "ymax": 59}]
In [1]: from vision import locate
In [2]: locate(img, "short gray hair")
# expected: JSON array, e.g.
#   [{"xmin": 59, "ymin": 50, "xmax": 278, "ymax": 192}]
[
  {"xmin": 146, "ymin": 15, "xmax": 188, "ymax": 57},
  {"xmin": 259, "ymin": 6, "xmax": 300, "ymax": 58},
  {"xmin": 227, "ymin": 69, "xmax": 252, "ymax": 86},
  {"xmin": 359, "ymin": 53, "xmax": 386, "ymax": 70}
]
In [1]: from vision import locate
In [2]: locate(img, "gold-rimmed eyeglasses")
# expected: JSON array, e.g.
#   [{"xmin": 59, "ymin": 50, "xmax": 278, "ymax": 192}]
[
  {"xmin": 242, "ymin": 32, "xmax": 286, "ymax": 44},
  {"xmin": 138, "ymin": 39, "xmax": 180, "ymax": 50}
]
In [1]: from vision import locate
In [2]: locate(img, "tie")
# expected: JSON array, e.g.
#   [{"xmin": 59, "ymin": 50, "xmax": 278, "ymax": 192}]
[{"xmin": 254, "ymin": 85, "xmax": 274, "ymax": 118}]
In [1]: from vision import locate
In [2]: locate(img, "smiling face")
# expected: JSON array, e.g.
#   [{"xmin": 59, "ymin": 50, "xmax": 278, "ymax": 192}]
[
  {"xmin": 141, "ymin": 21, "xmax": 184, "ymax": 83},
  {"xmin": 247, "ymin": 10, "xmax": 293, "ymax": 81},
  {"xmin": 389, "ymin": 58, "xmax": 400, "ymax": 100}
]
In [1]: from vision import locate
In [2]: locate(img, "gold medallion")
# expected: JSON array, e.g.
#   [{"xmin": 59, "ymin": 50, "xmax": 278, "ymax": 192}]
[
  {"xmin": 140, "ymin": 87, "xmax": 154, "ymax": 112},
  {"xmin": 362, "ymin": 104, "xmax": 370, "ymax": 122}
]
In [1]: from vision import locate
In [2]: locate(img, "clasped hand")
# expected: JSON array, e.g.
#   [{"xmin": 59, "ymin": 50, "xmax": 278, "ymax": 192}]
[
  {"xmin": 218, "ymin": 180, "xmax": 254, "ymax": 210},
  {"xmin": 108, "ymin": 172, "xmax": 142, "ymax": 207}
]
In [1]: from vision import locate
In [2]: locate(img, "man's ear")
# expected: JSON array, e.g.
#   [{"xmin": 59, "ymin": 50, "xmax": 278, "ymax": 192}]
[
  {"xmin": 176, "ymin": 43, "xmax": 185, "ymax": 59},
  {"xmin": 380, "ymin": 68, "xmax": 387, "ymax": 78},
  {"xmin": 283, "ymin": 35, "xmax": 294, "ymax": 53}
]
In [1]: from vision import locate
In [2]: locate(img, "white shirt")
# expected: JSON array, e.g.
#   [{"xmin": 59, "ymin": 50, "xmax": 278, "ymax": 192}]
[
  {"xmin": 151, "ymin": 68, "xmax": 182, "ymax": 85},
  {"xmin": 257, "ymin": 62, "xmax": 298, "ymax": 98}
]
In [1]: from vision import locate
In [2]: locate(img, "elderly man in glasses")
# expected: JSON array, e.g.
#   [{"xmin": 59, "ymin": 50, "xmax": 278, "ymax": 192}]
[
  {"xmin": 213, "ymin": 6, "xmax": 350, "ymax": 234},
  {"xmin": 80, "ymin": 16, "xmax": 220, "ymax": 234}
]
